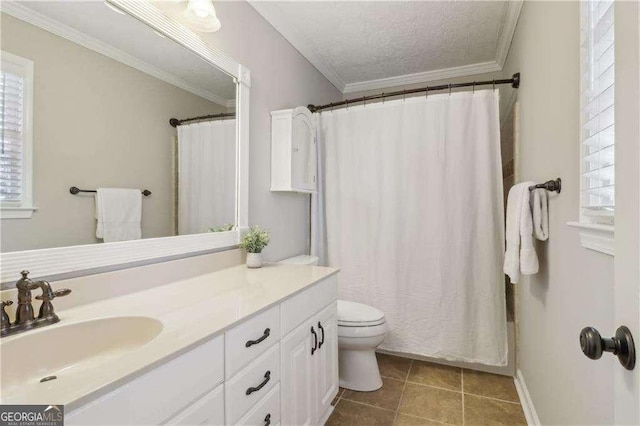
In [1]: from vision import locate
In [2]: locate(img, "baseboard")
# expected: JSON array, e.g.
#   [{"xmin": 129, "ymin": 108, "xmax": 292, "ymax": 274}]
[
  {"xmin": 319, "ymin": 405, "xmax": 334, "ymax": 426},
  {"xmin": 514, "ymin": 369, "xmax": 541, "ymax": 426}
]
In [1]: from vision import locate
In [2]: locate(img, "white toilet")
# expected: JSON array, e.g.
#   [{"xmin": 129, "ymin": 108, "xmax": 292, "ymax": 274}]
[
  {"xmin": 280, "ymin": 255, "xmax": 388, "ymax": 392},
  {"xmin": 336, "ymin": 300, "xmax": 387, "ymax": 391}
]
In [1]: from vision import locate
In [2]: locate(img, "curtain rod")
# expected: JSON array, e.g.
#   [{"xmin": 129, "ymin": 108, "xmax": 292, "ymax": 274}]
[
  {"xmin": 169, "ymin": 112, "xmax": 236, "ymax": 127},
  {"xmin": 307, "ymin": 72, "xmax": 520, "ymax": 113}
]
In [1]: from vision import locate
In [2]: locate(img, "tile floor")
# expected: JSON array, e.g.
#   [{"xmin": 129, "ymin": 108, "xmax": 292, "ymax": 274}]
[{"xmin": 327, "ymin": 353, "xmax": 526, "ymax": 426}]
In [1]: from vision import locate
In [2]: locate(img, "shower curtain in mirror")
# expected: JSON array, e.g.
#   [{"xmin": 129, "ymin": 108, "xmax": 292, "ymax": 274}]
[
  {"xmin": 313, "ymin": 90, "xmax": 507, "ymax": 365},
  {"xmin": 177, "ymin": 119, "xmax": 236, "ymax": 235}
]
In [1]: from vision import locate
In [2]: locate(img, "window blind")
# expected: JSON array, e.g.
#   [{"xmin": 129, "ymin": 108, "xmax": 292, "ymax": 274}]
[
  {"xmin": 581, "ymin": 0, "xmax": 615, "ymax": 217},
  {"xmin": 0, "ymin": 69, "xmax": 25, "ymax": 203}
]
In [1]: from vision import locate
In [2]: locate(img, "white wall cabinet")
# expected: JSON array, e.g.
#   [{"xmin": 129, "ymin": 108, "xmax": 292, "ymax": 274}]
[
  {"xmin": 271, "ymin": 107, "xmax": 317, "ymax": 193},
  {"xmin": 67, "ymin": 274, "xmax": 338, "ymax": 426}
]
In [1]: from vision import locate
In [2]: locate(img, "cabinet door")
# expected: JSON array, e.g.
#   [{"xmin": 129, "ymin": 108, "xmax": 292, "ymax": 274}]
[
  {"xmin": 314, "ymin": 302, "xmax": 339, "ymax": 423},
  {"xmin": 281, "ymin": 319, "xmax": 316, "ymax": 426},
  {"xmin": 290, "ymin": 110, "xmax": 316, "ymax": 192}
]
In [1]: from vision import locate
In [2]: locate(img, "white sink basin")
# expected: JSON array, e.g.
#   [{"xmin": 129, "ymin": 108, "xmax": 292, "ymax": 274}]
[{"xmin": 1, "ymin": 316, "xmax": 163, "ymax": 393}]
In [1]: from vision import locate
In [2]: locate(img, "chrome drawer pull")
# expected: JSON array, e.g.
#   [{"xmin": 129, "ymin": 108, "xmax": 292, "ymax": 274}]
[
  {"xmin": 246, "ymin": 328, "xmax": 271, "ymax": 347},
  {"xmin": 246, "ymin": 370, "xmax": 271, "ymax": 395}
]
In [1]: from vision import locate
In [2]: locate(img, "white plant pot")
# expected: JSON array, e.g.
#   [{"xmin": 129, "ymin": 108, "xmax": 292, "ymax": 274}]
[{"xmin": 246, "ymin": 252, "xmax": 263, "ymax": 268}]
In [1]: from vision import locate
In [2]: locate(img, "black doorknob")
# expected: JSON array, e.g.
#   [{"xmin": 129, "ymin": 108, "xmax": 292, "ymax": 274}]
[{"xmin": 579, "ymin": 326, "xmax": 636, "ymax": 370}]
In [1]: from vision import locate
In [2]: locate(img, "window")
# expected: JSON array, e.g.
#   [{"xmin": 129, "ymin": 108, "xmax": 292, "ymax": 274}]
[
  {"xmin": 1, "ymin": 51, "xmax": 34, "ymax": 218},
  {"xmin": 580, "ymin": 0, "xmax": 615, "ymax": 224}
]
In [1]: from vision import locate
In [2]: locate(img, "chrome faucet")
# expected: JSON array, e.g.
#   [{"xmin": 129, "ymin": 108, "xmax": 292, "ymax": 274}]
[{"xmin": 1, "ymin": 270, "xmax": 71, "ymax": 338}]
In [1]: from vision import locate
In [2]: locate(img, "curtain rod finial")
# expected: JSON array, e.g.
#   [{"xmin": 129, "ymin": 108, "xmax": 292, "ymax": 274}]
[
  {"xmin": 169, "ymin": 118, "xmax": 180, "ymax": 127},
  {"xmin": 512, "ymin": 73, "xmax": 521, "ymax": 89}
]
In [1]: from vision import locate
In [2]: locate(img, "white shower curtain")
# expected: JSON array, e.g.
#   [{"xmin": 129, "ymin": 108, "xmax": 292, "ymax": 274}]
[
  {"xmin": 315, "ymin": 90, "xmax": 507, "ymax": 365},
  {"xmin": 177, "ymin": 119, "xmax": 236, "ymax": 235}
]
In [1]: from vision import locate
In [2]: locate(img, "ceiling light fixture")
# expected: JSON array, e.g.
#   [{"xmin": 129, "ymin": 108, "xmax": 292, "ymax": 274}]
[{"xmin": 184, "ymin": 0, "xmax": 221, "ymax": 32}]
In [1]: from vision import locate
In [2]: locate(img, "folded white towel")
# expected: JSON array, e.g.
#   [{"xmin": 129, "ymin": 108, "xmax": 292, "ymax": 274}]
[
  {"xmin": 504, "ymin": 182, "xmax": 539, "ymax": 283},
  {"xmin": 95, "ymin": 188, "xmax": 142, "ymax": 242},
  {"xmin": 531, "ymin": 188, "xmax": 549, "ymax": 241}
]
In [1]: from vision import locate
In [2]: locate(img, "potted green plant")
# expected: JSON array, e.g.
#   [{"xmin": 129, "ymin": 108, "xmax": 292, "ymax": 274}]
[{"xmin": 239, "ymin": 226, "xmax": 270, "ymax": 268}]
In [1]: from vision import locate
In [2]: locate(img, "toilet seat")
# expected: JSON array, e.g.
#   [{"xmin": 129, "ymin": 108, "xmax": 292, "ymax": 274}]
[
  {"xmin": 338, "ymin": 318, "xmax": 386, "ymax": 327},
  {"xmin": 338, "ymin": 322, "xmax": 388, "ymax": 338},
  {"xmin": 338, "ymin": 300, "xmax": 386, "ymax": 327}
]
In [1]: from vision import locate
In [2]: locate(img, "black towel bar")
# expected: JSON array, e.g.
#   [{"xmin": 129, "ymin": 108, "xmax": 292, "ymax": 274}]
[
  {"xmin": 528, "ymin": 178, "xmax": 561, "ymax": 193},
  {"xmin": 69, "ymin": 186, "xmax": 151, "ymax": 196}
]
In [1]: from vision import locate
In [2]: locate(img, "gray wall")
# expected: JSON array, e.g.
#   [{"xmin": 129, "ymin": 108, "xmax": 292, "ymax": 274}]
[
  {"xmin": 190, "ymin": 2, "xmax": 343, "ymax": 261},
  {"xmin": 500, "ymin": 2, "xmax": 615, "ymax": 424},
  {"xmin": 0, "ymin": 14, "xmax": 226, "ymax": 252}
]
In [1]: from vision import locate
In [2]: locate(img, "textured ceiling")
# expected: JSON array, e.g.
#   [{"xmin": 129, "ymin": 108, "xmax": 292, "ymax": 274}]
[{"xmin": 251, "ymin": 1, "xmax": 519, "ymax": 92}]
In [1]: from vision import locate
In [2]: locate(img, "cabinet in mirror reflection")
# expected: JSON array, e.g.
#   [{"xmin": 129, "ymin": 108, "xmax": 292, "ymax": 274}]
[{"xmin": 0, "ymin": 1, "xmax": 238, "ymax": 252}]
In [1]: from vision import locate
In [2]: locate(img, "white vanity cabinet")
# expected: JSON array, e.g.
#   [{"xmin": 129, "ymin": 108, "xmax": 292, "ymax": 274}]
[
  {"xmin": 281, "ymin": 320, "xmax": 316, "ymax": 426},
  {"xmin": 280, "ymin": 273, "xmax": 339, "ymax": 425},
  {"xmin": 281, "ymin": 303, "xmax": 338, "ymax": 426},
  {"xmin": 271, "ymin": 107, "xmax": 317, "ymax": 193},
  {"xmin": 314, "ymin": 304, "xmax": 339, "ymax": 423},
  {"xmin": 66, "ymin": 335, "xmax": 226, "ymax": 425},
  {"xmin": 66, "ymin": 273, "xmax": 338, "ymax": 426}
]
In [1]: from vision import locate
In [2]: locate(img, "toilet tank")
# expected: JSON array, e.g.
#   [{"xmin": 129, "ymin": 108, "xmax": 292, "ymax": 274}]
[{"xmin": 279, "ymin": 255, "xmax": 319, "ymax": 266}]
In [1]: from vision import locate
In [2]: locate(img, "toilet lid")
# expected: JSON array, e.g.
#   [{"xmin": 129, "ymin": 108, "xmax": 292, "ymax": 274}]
[{"xmin": 338, "ymin": 300, "xmax": 385, "ymax": 327}]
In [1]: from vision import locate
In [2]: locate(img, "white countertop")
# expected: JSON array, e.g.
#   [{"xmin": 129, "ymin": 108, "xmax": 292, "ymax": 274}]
[{"xmin": 0, "ymin": 263, "xmax": 338, "ymax": 409}]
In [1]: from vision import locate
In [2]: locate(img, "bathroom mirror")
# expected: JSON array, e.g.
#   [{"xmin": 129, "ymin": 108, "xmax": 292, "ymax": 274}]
[{"xmin": 0, "ymin": 0, "xmax": 250, "ymax": 283}]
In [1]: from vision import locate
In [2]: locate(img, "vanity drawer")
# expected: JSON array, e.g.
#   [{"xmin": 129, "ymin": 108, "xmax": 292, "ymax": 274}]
[
  {"xmin": 225, "ymin": 343, "xmax": 280, "ymax": 424},
  {"xmin": 226, "ymin": 305, "xmax": 280, "ymax": 378},
  {"xmin": 164, "ymin": 383, "xmax": 224, "ymax": 425},
  {"xmin": 67, "ymin": 334, "xmax": 224, "ymax": 425},
  {"xmin": 281, "ymin": 275, "xmax": 338, "ymax": 335},
  {"xmin": 235, "ymin": 383, "xmax": 280, "ymax": 426}
]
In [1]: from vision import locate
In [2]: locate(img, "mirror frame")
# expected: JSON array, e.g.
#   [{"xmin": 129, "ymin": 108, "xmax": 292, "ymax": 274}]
[{"xmin": 0, "ymin": 0, "xmax": 250, "ymax": 285}]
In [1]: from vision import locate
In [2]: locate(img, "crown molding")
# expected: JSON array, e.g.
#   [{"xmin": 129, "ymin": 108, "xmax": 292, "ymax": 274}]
[
  {"xmin": 250, "ymin": 1, "xmax": 522, "ymax": 94},
  {"xmin": 342, "ymin": 61, "xmax": 503, "ymax": 94},
  {"xmin": 248, "ymin": 1, "xmax": 347, "ymax": 92},
  {"xmin": 0, "ymin": 1, "xmax": 233, "ymax": 107},
  {"xmin": 496, "ymin": 0, "xmax": 523, "ymax": 68}
]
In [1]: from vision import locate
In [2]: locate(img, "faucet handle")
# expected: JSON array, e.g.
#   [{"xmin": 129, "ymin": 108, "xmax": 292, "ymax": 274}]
[
  {"xmin": 35, "ymin": 287, "xmax": 70, "ymax": 321},
  {"xmin": 35, "ymin": 288, "xmax": 71, "ymax": 301},
  {"xmin": 20, "ymin": 270, "xmax": 29, "ymax": 278},
  {"xmin": 1, "ymin": 300, "xmax": 13, "ymax": 331}
]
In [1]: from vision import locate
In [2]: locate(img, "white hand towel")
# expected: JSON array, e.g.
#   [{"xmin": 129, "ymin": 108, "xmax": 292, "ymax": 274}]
[
  {"xmin": 519, "ymin": 187, "xmax": 539, "ymax": 275},
  {"xmin": 531, "ymin": 188, "xmax": 549, "ymax": 241},
  {"xmin": 95, "ymin": 188, "xmax": 142, "ymax": 242},
  {"xmin": 504, "ymin": 182, "xmax": 539, "ymax": 283}
]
